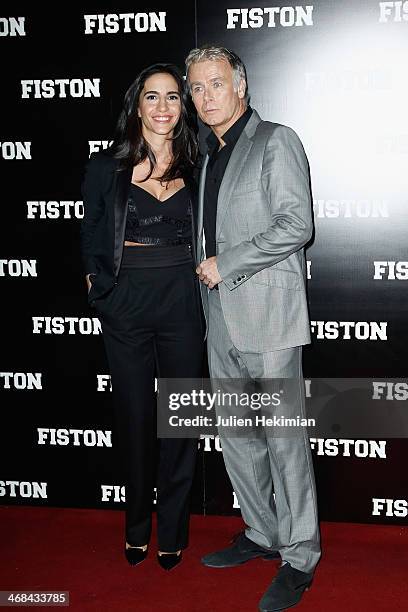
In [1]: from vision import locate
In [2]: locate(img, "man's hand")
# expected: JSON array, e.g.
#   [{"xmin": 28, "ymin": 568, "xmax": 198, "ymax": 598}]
[{"xmin": 196, "ymin": 256, "xmax": 222, "ymax": 289}]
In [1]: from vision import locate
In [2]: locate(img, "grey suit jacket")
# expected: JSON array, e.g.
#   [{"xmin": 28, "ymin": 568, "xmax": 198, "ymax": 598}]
[{"xmin": 197, "ymin": 110, "xmax": 313, "ymax": 353}]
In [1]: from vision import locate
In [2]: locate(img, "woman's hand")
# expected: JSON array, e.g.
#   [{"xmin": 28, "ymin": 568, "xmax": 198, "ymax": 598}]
[{"xmin": 86, "ymin": 274, "xmax": 92, "ymax": 292}]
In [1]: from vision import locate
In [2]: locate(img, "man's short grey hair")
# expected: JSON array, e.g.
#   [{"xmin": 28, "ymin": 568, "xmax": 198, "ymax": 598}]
[{"xmin": 185, "ymin": 44, "xmax": 249, "ymax": 103}]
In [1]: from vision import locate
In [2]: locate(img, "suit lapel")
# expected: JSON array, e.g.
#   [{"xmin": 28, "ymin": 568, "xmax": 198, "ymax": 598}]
[
  {"xmin": 216, "ymin": 111, "xmax": 262, "ymax": 237},
  {"xmin": 113, "ymin": 164, "xmax": 133, "ymax": 277},
  {"xmin": 197, "ymin": 154, "xmax": 209, "ymax": 261}
]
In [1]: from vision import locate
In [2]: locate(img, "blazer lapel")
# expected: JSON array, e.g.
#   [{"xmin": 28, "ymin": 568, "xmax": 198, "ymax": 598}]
[
  {"xmin": 197, "ymin": 154, "xmax": 209, "ymax": 261},
  {"xmin": 216, "ymin": 110, "xmax": 262, "ymax": 237},
  {"xmin": 113, "ymin": 165, "xmax": 133, "ymax": 277}
]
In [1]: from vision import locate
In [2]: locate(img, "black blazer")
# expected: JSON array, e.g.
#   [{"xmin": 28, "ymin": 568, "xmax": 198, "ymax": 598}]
[{"xmin": 80, "ymin": 152, "xmax": 199, "ymax": 304}]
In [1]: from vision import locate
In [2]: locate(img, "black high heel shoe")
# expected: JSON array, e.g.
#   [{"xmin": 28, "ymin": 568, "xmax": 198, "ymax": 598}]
[
  {"xmin": 124, "ymin": 544, "xmax": 148, "ymax": 566},
  {"xmin": 157, "ymin": 550, "xmax": 182, "ymax": 571}
]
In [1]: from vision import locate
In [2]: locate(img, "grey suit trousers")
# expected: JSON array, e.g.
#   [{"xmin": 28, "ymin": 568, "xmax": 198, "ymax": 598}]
[{"xmin": 207, "ymin": 289, "xmax": 321, "ymax": 573}]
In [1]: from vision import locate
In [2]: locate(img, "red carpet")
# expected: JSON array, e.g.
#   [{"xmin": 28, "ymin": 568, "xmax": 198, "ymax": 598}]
[{"xmin": 1, "ymin": 506, "xmax": 407, "ymax": 611}]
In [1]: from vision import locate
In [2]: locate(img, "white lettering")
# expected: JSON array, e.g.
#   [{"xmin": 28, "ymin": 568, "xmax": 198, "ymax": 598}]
[
  {"xmin": 0, "ymin": 481, "xmax": 47, "ymax": 499},
  {"xmin": 21, "ymin": 79, "xmax": 100, "ymax": 99},
  {"xmin": 0, "ymin": 259, "xmax": 37, "ymax": 277},
  {"xmin": 372, "ymin": 497, "xmax": 408, "ymax": 516},
  {"xmin": 0, "ymin": 141, "xmax": 31, "ymax": 159},
  {"xmin": 372, "ymin": 381, "xmax": 408, "ymax": 400},
  {"xmin": 314, "ymin": 199, "xmax": 389, "ymax": 218},
  {"xmin": 97, "ymin": 374, "xmax": 112, "ymax": 392},
  {"xmin": 26, "ymin": 201, "xmax": 84, "ymax": 219},
  {"xmin": 374, "ymin": 261, "xmax": 408, "ymax": 280},
  {"xmin": 0, "ymin": 372, "xmax": 42, "ymax": 390},
  {"xmin": 0, "ymin": 17, "xmax": 26, "ymax": 36},
  {"xmin": 379, "ymin": 1, "xmax": 408, "ymax": 22},
  {"xmin": 227, "ymin": 6, "xmax": 313, "ymax": 28},
  {"xmin": 37, "ymin": 428, "xmax": 112, "ymax": 447},
  {"xmin": 88, "ymin": 140, "xmax": 113, "ymax": 156},
  {"xmin": 32, "ymin": 317, "xmax": 101, "ymax": 335},
  {"xmin": 306, "ymin": 260, "xmax": 311, "ymax": 280},
  {"xmin": 310, "ymin": 438, "xmax": 386, "ymax": 458},
  {"xmin": 310, "ymin": 321, "xmax": 388, "ymax": 341},
  {"xmin": 84, "ymin": 12, "xmax": 166, "ymax": 34}
]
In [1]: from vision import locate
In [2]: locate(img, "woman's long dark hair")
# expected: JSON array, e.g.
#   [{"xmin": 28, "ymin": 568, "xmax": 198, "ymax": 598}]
[{"xmin": 109, "ymin": 63, "xmax": 199, "ymax": 182}]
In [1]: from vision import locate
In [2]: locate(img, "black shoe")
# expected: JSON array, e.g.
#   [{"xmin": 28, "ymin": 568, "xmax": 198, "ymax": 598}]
[
  {"xmin": 201, "ymin": 532, "xmax": 280, "ymax": 568},
  {"xmin": 124, "ymin": 544, "xmax": 148, "ymax": 566},
  {"xmin": 259, "ymin": 562, "xmax": 313, "ymax": 611},
  {"xmin": 157, "ymin": 550, "xmax": 182, "ymax": 571}
]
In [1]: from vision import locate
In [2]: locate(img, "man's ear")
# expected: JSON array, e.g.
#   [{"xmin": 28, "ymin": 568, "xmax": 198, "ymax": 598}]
[{"xmin": 238, "ymin": 79, "xmax": 246, "ymax": 99}]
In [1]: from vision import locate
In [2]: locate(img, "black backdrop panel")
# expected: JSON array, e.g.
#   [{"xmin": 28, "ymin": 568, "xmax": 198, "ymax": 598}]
[{"xmin": 1, "ymin": 2, "xmax": 408, "ymax": 525}]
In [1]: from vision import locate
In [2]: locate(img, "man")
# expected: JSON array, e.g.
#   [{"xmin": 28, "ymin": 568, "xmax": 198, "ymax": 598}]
[{"xmin": 186, "ymin": 44, "xmax": 321, "ymax": 611}]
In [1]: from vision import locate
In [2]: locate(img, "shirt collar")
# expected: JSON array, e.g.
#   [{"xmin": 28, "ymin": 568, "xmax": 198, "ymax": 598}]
[{"xmin": 206, "ymin": 106, "xmax": 253, "ymax": 157}]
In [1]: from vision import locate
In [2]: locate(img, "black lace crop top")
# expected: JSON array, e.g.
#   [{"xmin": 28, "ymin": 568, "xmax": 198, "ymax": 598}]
[{"xmin": 124, "ymin": 183, "xmax": 192, "ymax": 246}]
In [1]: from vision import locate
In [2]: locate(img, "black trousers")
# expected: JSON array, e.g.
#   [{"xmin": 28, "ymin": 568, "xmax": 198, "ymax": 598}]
[{"xmin": 95, "ymin": 246, "xmax": 204, "ymax": 551}]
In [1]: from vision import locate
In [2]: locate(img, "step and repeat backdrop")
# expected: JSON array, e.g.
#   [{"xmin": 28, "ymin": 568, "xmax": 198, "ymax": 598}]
[{"xmin": 1, "ymin": 1, "xmax": 407, "ymax": 525}]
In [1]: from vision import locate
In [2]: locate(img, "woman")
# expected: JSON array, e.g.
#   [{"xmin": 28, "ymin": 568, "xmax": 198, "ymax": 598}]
[{"xmin": 80, "ymin": 63, "xmax": 204, "ymax": 570}]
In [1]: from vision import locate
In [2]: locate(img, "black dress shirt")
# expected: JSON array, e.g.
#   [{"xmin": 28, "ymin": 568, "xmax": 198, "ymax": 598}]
[{"xmin": 204, "ymin": 106, "xmax": 253, "ymax": 258}]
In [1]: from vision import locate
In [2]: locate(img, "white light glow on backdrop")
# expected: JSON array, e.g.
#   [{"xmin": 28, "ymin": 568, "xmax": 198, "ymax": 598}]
[{"xmin": 252, "ymin": 24, "xmax": 408, "ymax": 219}]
